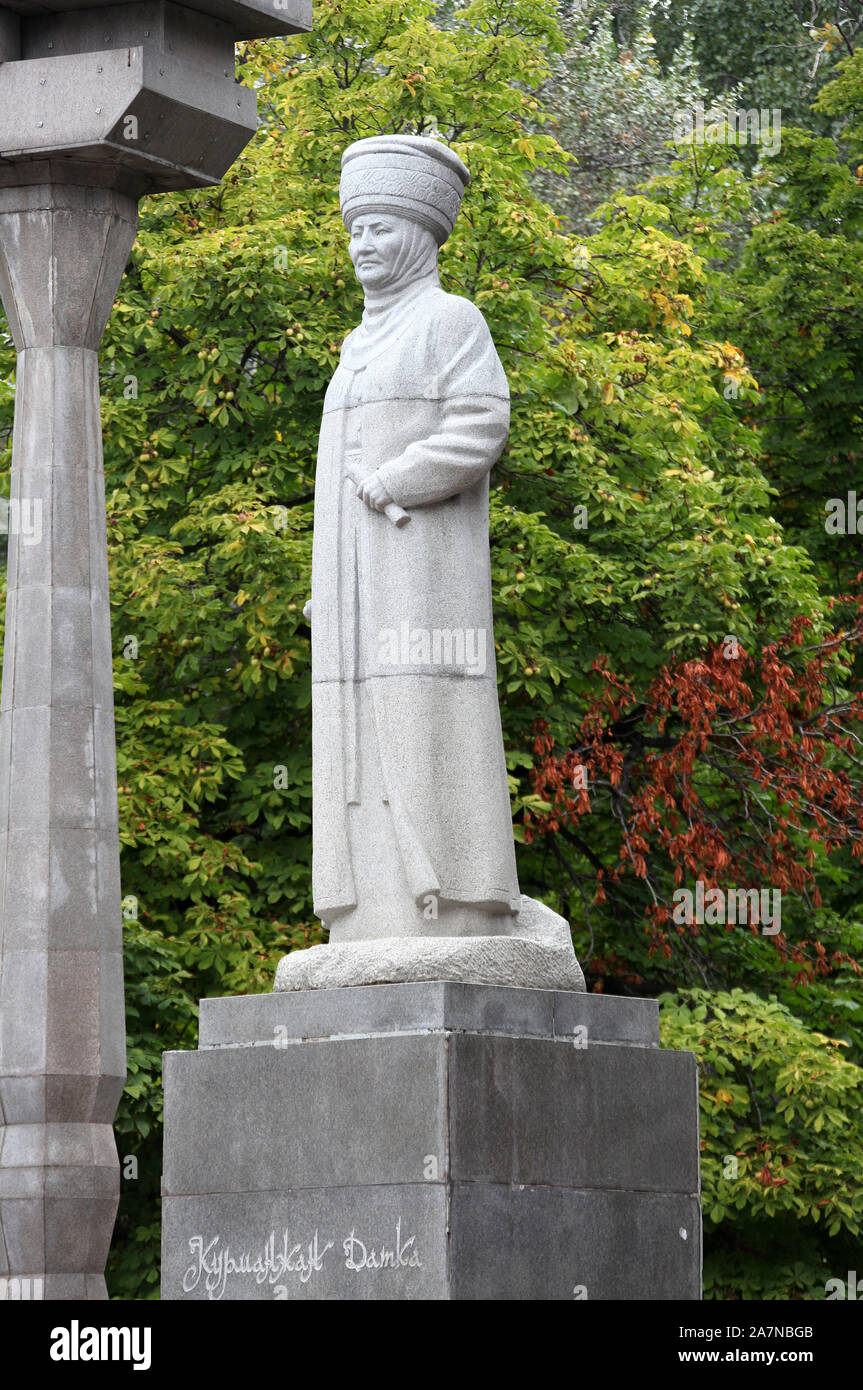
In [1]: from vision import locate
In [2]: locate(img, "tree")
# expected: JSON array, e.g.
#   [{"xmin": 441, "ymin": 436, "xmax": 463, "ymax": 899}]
[
  {"xmin": 650, "ymin": 0, "xmax": 863, "ymax": 128},
  {"xmin": 662, "ymin": 988, "xmax": 863, "ymax": 1300},
  {"xmin": 532, "ymin": 13, "xmax": 706, "ymax": 230},
  {"xmin": 724, "ymin": 57, "xmax": 863, "ymax": 595},
  {"xmin": 528, "ymin": 606, "xmax": 863, "ymax": 989}
]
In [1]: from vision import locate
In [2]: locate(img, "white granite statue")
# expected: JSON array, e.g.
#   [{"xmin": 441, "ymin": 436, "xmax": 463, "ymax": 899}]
[{"xmin": 275, "ymin": 136, "xmax": 584, "ymax": 991}]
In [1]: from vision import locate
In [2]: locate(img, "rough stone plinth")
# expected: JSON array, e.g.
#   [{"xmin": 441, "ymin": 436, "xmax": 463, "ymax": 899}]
[
  {"xmin": 275, "ymin": 893, "xmax": 586, "ymax": 992},
  {"xmin": 161, "ymin": 984, "xmax": 701, "ymax": 1300},
  {"xmin": 274, "ymin": 936, "xmax": 586, "ymax": 992}
]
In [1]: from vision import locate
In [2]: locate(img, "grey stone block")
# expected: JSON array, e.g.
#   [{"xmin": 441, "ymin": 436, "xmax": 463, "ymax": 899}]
[
  {"xmin": 0, "ymin": 1123, "xmax": 46, "ymax": 1168},
  {"xmin": 21, "ymin": 1, "xmax": 232, "ymax": 69},
  {"xmin": 199, "ymin": 981, "xmax": 660, "ymax": 1049},
  {"xmin": 51, "ymin": 592, "xmax": 98, "ymax": 707},
  {"xmin": 449, "ymin": 1186, "xmax": 701, "ymax": 1300},
  {"xmin": 93, "ymin": 715, "xmax": 120, "ymax": 828},
  {"xmin": 163, "ymin": 1035, "xmax": 449, "ymax": 1196},
  {"xmin": 43, "ymin": 1195, "xmax": 114, "ymax": 1269},
  {"xmin": 43, "ymin": 1273, "xmax": 95, "ymax": 1301},
  {"xmin": 448, "ymin": 1033, "xmax": 698, "ymax": 1192},
  {"xmin": 93, "ymin": 1076, "xmax": 126, "ymax": 1127},
  {"xmin": 48, "ymin": 831, "xmax": 100, "ymax": 946},
  {"xmin": 43, "ymin": 1122, "xmax": 114, "ymax": 1168},
  {"xmin": 7, "ymin": 708, "xmax": 50, "ymax": 826},
  {"xmin": 4, "ymin": 590, "xmax": 50, "ymax": 712},
  {"xmin": 0, "ymin": 189, "xmax": 138, "ymax": 351},
  {"xmin": 0, "ymin": 48, "xmax": 259, "ymax": 193},
  {"xmin": 442, "ymin": 980, "xmax": 558, "ymax": 1037},
  {"xmin": 553, "ymin": 989, "xmax": 660, "ymax": 1045},
  {"xmin": 91, "ymin": 614, "xmax": 117, "ymax": 716},
  {"xmin": 0, "ymin": 716, "xmax": 11, "ymax": 821},
  {"xmin": 0, "ymin": 830, "xmax": 50, "ymax": 949},
  {"xmin": 0, "ymin": 1197, "xmax": 44, "ymax": 1271},
  {"xmin": 43, "ymin": 1164, "xmax": 119, "ymax": 1198},
  {"xmin": 2, "ymin": 1270, "xmax": 100, "ymax": 1301},
  {"xmin": 200, "ymin": 980, "xmax": 455, "ymax": 1047},
  {"xmin": 0, "ymin": 1166, "xmax": 43, "ymax": 1199},
  {"xmin": 163, "ymin": 1186, "xmax": 447, "ymax": 1301},
  {"xmin": 97, "ymin": 951, "xmax": 127, "ymax": 1083},
  {"xmin": 45, "ymin": 952, "xmax": 99, "ymax": 1055},
  {"xmin": 0, "ymin": 1077, "xmax": 46, "ymax": 1125},
  {"xmin": 50, "ymin": 465, "xmax": 94, "ymax": 589},
  {"xmin": 44, "ymin": 1075, "xmax": 99, "ymax": 1125},
  {"xmin": 0, "ymin": 950, "xmax": 48, "ymax": 1074},
  {"xmin": 163, "ymin": 985, "xmax": 701, "ymax": 1300}
]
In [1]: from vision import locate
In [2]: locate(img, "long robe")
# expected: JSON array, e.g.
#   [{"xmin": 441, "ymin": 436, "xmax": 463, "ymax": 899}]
[{"xmin": 311, "ymin": 281, "xmax": 521, "ymax": 937}]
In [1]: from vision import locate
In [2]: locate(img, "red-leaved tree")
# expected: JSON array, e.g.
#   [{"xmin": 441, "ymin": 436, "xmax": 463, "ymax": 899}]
[{"xmin": 528, "ymin": 584, "xmax": 863, "ymax": 992}]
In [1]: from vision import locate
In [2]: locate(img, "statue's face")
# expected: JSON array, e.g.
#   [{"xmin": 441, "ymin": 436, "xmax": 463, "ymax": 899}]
[{"xmin": 348, "ymin": 213, "xmax": 418, "ymax": 289}]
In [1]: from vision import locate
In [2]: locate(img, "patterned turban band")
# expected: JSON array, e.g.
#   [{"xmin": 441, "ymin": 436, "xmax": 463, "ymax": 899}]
[{"xmin": 340, "ymin": 134, "xmax": 470, "ymax": 245}]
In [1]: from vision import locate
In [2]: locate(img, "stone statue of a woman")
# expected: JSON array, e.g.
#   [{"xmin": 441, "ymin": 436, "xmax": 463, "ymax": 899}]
[{"xmin": 275, "ymin": 135, "xmax": 583, "ymax": 991}]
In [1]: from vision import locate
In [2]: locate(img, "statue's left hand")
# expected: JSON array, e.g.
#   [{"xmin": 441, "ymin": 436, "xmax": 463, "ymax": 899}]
[{"xmin": 356, "ymin": 472, "xmax": 395, "ymax": 513}]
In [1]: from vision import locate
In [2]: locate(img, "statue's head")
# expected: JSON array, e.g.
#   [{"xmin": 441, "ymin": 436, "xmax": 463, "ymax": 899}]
[
  {"xmin": 347, "ymin": 213, "xmax": 436, "ymax": 292},
  {"xmin": 340, "ymin": 135, "xmax": 470, "ymax": 294}
]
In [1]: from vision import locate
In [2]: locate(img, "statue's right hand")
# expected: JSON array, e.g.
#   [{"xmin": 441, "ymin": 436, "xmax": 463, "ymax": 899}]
[{"xmin": 357, "ymin": 471, "xmax": 395, "ymax": 513}]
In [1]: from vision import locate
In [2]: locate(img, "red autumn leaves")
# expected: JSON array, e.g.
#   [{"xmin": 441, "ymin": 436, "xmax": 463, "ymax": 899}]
[{"xmin": 527, "ymin": 583, "xmax": 863, "ymax": 985}]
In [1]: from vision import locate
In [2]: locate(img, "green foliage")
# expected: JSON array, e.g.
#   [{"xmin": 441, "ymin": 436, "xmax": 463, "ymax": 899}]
[
  {"xmin": 649, "ymin": 0, "xmax": 862, "ymax": 128},
  {"xmin": 661, "ymin": 989, "xmax": 863, "ymax": 1298},
  {"xmin": 532, "ymin": 14, "xmax": 706, "ymax": 229},
  {"xmin": 720, "ymin": 124, "xmax": 863, "ymax": 593}
]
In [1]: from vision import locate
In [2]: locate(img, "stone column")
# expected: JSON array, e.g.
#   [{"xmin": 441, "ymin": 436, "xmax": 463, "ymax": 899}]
[{"xmin": 0, "ymin": 184, "xmax": 137, "ymax": 1301}]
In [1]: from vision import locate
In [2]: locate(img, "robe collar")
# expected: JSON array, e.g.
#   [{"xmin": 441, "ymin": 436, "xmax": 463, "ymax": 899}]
[{"xmin": 340, "ymin": 273, "xmax": 441, "ymax": 371}]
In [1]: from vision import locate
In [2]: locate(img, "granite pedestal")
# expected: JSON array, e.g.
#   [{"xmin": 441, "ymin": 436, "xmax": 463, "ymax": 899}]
[{"xmin": 161, "ymin": 983, "xmax": 701, "ymax": 1300}]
